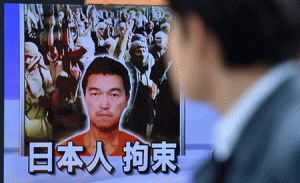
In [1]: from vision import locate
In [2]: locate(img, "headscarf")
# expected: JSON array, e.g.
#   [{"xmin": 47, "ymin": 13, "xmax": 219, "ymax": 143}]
[
  {"xmin": 131, "ymin": 34, "xmax": 147, "ymax": 43},
  {"xmin": 129, "ymin": 41, "xmax": 149, "ymax": 73},
  {"xmin": 96, "ymin": 22, "xmax": 107, "ymax": 46},
  {"xmin": 118, "ymin": 22, "xmax": 126, "ymax": 29},
  {"xmin": 155, "ymin": 31, "xmax": 168, "ymax": 48},
  {"xmin": 104, "ymin": 18, "xmax": 113, "ymax": 26},
  {"xmin": 25, "ymin": 42, "xmax": 46, "ymax": 70},
  {"xmin": 160, "ymin": 22, "xmax": 170, "ymax": 34},
  {"xmin": 129, "ymin": 10, "xmax": 136, "ymax": 19},
  {"xmin": 103, "ymin": 37, "xmax": 117, "ymax": 55},
  {"xmin": 145, "ymin": 21, "xmax": 154, "ymax": 34},
  {"xmin": 135, "ymin": 18, "xmax": 143, "ymax": 28},
  {"xmin": 25, "ymin": 42, "xmax": 53, "ymax": 100},
  {"xmin": 103, "ymin": 37, "xmax": 116, "ymax": 47},
  {"xmin": 75, "ymin": 35, "xmax": 95, "ymax": 66},
  {"xmin": 129, "ymin": 41, "xmax": 148, "ymax": 57}
]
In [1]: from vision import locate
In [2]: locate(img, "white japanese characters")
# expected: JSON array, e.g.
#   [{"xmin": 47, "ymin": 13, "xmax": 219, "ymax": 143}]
[
  {"xmin": 56, "ymin": 141, "xmax": 85, "ymax": 174},
  {"xmin": 151, "ymin": 141, "xmax": 178, "ymax": 173},
  {"xmin": 28, "ymin": 141, "xmax": 178, "ymax": 174},
  {"xmin": 86, "ymin": 141, "xmax": 114, "ymax": 174},
  {"xmin": 123, "ymin": 141, "xmax": 150, "ymax": 173},
  {"xmin": 29, "ymin": 142, "xmax": 53, "ymax": 174}
]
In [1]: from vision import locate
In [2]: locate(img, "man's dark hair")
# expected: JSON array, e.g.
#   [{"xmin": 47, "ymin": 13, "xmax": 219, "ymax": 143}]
[
  {"xmin": 82, "ymin": 56, "xmax": 131, "ymax": 96},
  {"xmin": 169, "ymin": 0, "xmax": 300, "ymax": 67}
]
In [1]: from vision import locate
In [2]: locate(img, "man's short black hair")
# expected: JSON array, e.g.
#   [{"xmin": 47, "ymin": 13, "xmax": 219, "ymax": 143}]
[
  {"xmin": 169, "ymin": 0, "xmax": 300, "ymax": 67},
  {"xmin": 82, "ymin": 56, "xmax": 131, "ymax": 96}
]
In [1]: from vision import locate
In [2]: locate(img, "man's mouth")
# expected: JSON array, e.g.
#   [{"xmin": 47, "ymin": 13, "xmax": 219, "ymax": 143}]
[{"xmin": 96, "ymin": 113, "xmax": 113, "ymax": 117}]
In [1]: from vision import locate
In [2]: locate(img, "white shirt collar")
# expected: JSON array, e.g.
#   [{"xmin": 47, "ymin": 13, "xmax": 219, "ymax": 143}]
[{"xmin": 213, "ymin": 60, "xmax": 300, "ymax": 162}]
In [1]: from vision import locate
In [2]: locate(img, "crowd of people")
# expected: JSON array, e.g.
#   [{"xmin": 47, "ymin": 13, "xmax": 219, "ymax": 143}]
[{"xmin": 24, "ymin": 4, "xmax": 180, "ymax": 155}]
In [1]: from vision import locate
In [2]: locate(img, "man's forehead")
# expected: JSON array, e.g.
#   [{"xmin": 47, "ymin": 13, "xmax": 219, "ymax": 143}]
[{"xmin": 87, "ymin": 73, "xmax": 125, "ymax": 90}]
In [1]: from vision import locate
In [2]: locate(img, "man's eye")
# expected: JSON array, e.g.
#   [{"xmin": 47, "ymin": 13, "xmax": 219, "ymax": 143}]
[
  {"xmin": 91, "ymin": 93, "xmax": 99, "ymax": 96},
  {"xmin": 111, "ymin": 94, "xmax": 118, "ymax": 97}
]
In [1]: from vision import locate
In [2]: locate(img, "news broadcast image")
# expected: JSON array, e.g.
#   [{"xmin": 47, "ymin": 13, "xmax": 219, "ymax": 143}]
[{"xmin": 4, "ymin": 2, "xmax": 219, "ymax": 182}]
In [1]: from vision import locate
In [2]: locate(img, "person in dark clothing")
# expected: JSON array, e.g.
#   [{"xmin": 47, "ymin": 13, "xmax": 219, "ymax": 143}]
[
  {"xmin": 167, "ymin": 0, "xmax": 300, "ymax": 182},
  {"xmin": 149, "ymin": 31, "xmax": 168, "ymax": 60},
  {"xmin": 122, "ymin": 41, "xmax": 156, "ymax": 141},
  {"xmin": 150, "ymin": 54, "xmax": 180, "ymax": 143}
]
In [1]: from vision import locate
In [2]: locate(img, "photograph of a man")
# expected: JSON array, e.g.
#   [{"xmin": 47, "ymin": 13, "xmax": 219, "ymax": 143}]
[{"xmin": 57, "ymin": 56, "xmax": 140, "ymax": 156}]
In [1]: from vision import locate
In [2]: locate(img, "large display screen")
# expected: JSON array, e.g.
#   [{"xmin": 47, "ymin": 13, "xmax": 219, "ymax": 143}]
[{"xmin": 4, "ymin": 2, "xmax": 218, "ymax": 182}]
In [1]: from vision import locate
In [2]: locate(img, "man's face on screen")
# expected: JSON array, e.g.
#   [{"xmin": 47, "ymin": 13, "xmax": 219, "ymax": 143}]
[{"xmin": 84, "ymin": 73, "xmax": 129, "ymax": 130}]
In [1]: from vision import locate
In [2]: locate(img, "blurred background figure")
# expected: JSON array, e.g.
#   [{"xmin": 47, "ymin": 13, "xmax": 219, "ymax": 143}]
[
  {"xmin": 160, "ymin": 22, "xmax": 170, "ymax": 35},
  {"xmin": 145, "ymin": 21, "xmax": 155, "ymax": 47},
  {"xmin": 122, "ymin": 40, "xmax": 156, "ymax": 141},
  {"xmin": 167, "ymin": 0, "xmax": 300, "ymax": 182},
  {"xmin": 92, "ymin": 22, "xmax": 107, "ymax": 47},
  {"xmin": 129, "ymin": 10, "xmax": 137, "ymax": 21},
  {"xmin": 149, "ymin": 31, "xmax": 168, "ymax": 60},
  {"xmin": 150, "ymin": 31, "xmax": 180, "ymax": 144},
  {"xmin": 25, "ymin": 4, "xmax": 44, "ymax": 39},
  {"xmin": 133, "ymin": 17, "xmax": 145, "ymax": 35},
  {"xmin": 104, "ymin": 18, "xmax": 114, "ymax": 38},
  {"xmin": 136, "ymin": 10, "xmax": 148, "ymax": 26},
  {"xmin": 24, "ymin": 42, "xmax": 54, "ymax": 155}
]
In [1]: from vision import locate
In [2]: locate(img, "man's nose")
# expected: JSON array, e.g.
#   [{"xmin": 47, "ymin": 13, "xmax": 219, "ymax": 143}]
[{"xmin": 99, "ymin": 95, "xmax": 110, "ymax": 109}]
